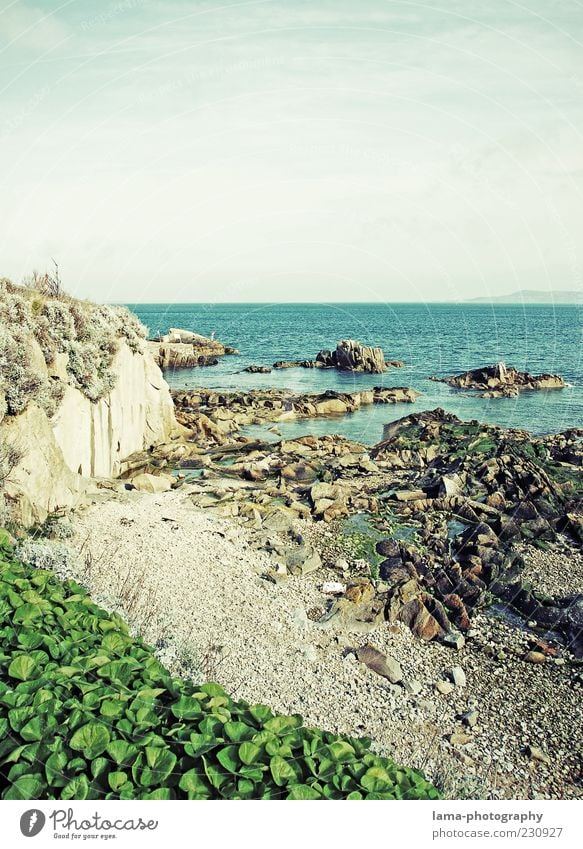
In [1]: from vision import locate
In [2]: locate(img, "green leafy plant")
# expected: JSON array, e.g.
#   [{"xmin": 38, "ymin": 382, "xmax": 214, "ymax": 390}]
[{"xmin": 0, "ymin": 531, "xmax": 440, "ymax": 801}]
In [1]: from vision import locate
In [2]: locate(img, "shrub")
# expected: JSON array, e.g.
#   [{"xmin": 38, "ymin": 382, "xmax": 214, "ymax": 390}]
[
  {"xmin": 0, "ymin": 278, "xmax": 148, "ymax": 416},
  {"xmin": 0, "ymin": 533, "xmax": 440, "ymax": 801}
]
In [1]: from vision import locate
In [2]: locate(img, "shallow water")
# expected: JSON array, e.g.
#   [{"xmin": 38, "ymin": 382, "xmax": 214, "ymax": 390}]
[{"xmin": 130, "ymin": 302, "xmax": 582, "ymax": 445}]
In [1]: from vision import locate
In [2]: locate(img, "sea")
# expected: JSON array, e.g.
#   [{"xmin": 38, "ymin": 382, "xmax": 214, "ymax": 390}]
[{"xmin": 128, "ymin": 302, "xmax": 582, "ymax": 446}]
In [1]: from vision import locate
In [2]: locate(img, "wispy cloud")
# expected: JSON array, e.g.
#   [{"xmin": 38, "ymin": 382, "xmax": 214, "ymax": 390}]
[{"xmin": 0, "ymin": 1, "xmax": 72, "ymax": 52}]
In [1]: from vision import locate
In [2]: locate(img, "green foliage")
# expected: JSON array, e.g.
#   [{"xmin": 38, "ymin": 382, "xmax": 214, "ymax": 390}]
[
  {"xmin": 0, "ymin": 534, "xmax": 440, "ymax": 801},
  {"xmin": 0, "ymin": 278, "xmax": 147, "ymax": 415}
]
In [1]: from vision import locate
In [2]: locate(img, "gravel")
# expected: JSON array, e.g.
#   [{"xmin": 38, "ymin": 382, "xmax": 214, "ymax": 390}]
[
  {"xmin": 64, "ymin": 486, "xmax": 582, "ymax": 801},
  {"xmin": 519, "ymin": 541, "xmax": 583, "ymax": 597}
]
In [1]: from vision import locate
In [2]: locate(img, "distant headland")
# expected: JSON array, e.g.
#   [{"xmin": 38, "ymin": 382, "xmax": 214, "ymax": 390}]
[{"xmin": 468, "ymin": 289, "xmax": 581, "ymax": 304}]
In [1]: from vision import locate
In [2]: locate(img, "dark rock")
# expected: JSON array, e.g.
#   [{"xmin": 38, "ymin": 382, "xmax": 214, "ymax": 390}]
[{"xmin": 356, "ymin": 644, "xmax": 403, "ymax": 683}]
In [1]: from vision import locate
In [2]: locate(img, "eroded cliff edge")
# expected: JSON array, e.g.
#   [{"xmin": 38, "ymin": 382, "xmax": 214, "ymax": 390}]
[{"xmin": 0, "ymin": 280, "xmax": 181, "ymax": 524}]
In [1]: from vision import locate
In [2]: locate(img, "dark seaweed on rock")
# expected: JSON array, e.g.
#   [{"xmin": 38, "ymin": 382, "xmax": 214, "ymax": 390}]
[{"xmin": 371, "ymin": 409, "xmax": 583, "ymax": 654}]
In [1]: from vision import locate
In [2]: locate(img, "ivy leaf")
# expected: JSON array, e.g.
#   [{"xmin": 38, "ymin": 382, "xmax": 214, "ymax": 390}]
[
  {"xmin": 108, "ymin": 771, "xmax": 128, "ymax": 792},
  {"xmin": 239, "ymin": 742, "xmax": 261, "ymax": 766},
  {"xmin": 3, "ymin": 774, "xmax": 45, "ymax": 800},
  {"xmin": 287, "ymin": 784, "xmax": 321, "ymax": 800},
  {"xmin": 61, "ymin": 775, "xmax": 89, "ymax": 800},
  {"xmin": 139, "ymin": 748, "xmax": 177, "ymax": 787},
  {"xmin": 178, "ymin": 769, "xmax": 212, "ymax": 796},
  {"xmin": 70, "ymin": 722, "xmax": 110, "ymax": 759},
  {"xmin": 269, "ymin": 756, "xmax": 299, "ymax": 787},
  {"xmin": 8, "ymin": 655, "xmax": 38, "ymax": 682},
  {"xmin": 216, "ymin": 745, "xmax": 240, "ymax": 774}
]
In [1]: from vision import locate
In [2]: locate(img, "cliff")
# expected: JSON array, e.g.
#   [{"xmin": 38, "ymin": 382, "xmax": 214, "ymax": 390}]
[{"xmin": 0, "ymin": 280, "xmax": 180, "ymax": 525}]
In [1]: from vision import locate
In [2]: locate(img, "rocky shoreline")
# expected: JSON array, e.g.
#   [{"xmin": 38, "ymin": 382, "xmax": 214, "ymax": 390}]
[
  {"xmin": 3, "ymin": 299, "xmax": 580, "ymax": 800},
  {"xmin": 59, "ymin": 488, "xmax": 582, "ymax": 800},
  {"xmin": 121, "ymin": 393, "xmax": 583, "ymax": 657},
  {"xmin": 71, "ymin": 370, "xmax": 580, "ymax": 799},
  {"xmin": 172, "ymin": 386, "xmax": 420, "ymax": 444}
]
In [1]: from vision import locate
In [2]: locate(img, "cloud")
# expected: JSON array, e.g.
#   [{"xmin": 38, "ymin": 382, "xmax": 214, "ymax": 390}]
[{"xmin": 0, "ymin": 2, "xmax": 71, "ymax": 52}]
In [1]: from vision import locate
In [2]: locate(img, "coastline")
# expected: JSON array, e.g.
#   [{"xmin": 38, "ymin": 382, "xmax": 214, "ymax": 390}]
[{"xmin": 57, "ymin": 486, "xmax": 581, "ymax": 800}]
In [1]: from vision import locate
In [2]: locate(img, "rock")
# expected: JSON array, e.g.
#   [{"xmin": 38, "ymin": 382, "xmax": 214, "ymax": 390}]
[
  {"xmin": 280, "ymin": 462, "xmax": 319, "ymax": 482},
  {"xmin": 321, "ymin": 581, "xmax": 346, "ymax": 595},
  {"xmin": 526, "ymin": 744, "xmax": 551, "ymax": 765},
  {"xmin": 524, "ymin": 650, "xmax": 546, "ymax": 664},
  {"xmin": 287, "ymin": 547, "xmax": 322, "ymax": 576},
  {"xmin": 435, "ymin": 680, "xmax": 454, "ymax": 695},
  {"xmin": 395, "ymin": 489, "xmax": 426, "ymax": 502},
  {"xmin": 439, "ymin": 473, "xmax": 463, "ymax": 497},
  {"xmin": 310, "ymin": 481, "xmax": 343, "ymax": 502},
  {"xmin": 460, "ymin": 709, "xmax": 479, "ymax": 728},
  {"xmin": 290, "ymin": 607, "xmax": 309, "ymax": 630},
  {"xmin": 449, "ymin": 666, "xmax": 467, "ymax": 688},
  {"xmin": 244, "ymin": 365, "xmax": 272, "ymax": 373},
  {"xmin": 314, "ymin": 398, "xmax": 349, "ymax": 415},
  {"xmin": 332, "ymin": 340, "xmax": 387, "ymax": 374},
  {"xmin": 356, "ymin": 644, "xmax": 403, "ymax": 683},
  {"xmin": 299, "ymin": 644, "xmax": 318, "ymax": 662},
  {"xmin": 130, "ymin": 472, "xmax": 174, "ymax": 493},
  {"xmin": 443, "ymin": 632, "xmax": 466, "ymax": 651},
  {"xmin": 403, "ymin": 678, "xmax": 422, "ymax": 695},
  {"xmin": 262, "ymin": 506, "xmax": 297, "ymax": 533},
  {"xmin": 449, "ymin": 732, "xmax": 473, "ymax": 745},
  {"xmin": 397, "ymin": 597, "xmax": 449, "ymax": 641},
  {"xmin": 437, "ymin": 362, "xmax": 565, "ymax": 396}
]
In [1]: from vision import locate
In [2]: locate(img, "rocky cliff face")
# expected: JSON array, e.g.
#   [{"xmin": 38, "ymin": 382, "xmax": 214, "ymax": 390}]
[{"xmin": 0, "ymin": 284, "xmax": 180, "ymax": 525}]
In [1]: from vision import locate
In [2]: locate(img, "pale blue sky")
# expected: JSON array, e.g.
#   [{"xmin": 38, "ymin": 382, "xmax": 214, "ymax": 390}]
[{"xmin": 1, "ymin": 0, "xmax": 582, "ymax": 302}]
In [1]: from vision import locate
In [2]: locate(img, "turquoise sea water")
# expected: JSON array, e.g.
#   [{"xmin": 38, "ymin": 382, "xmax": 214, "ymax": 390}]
[{"xmin": 129, "ymin": 303, "xmax": 582, "ymax": 445}]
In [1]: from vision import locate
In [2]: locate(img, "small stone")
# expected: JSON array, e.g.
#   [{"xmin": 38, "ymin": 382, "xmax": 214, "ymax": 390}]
[
  {"xmin": 403, "ymin": 678, "xmax": 422, "ymax": 696},
  {"xmin": 460, "ymin": 709, "xmax": 479, "ymax": 728},
  {"xmin": 321, "ymin": 581, "xmax": 346, "ymax": 596},
  {"xmin": 300, "ymin": 644, "xmax": 318, "ymax": 662},
  {"xmin": 357, "ymin": 644, "xmax": 403, "ymax": 684},
  {"xmin": 554, "ymin": 658, "xmax": 566, "ymax": 666},
  {"xmin": 291, "ymin": 607, "xmax": 309, "ymax": 630},
  {"xmin": 435, "ymin": 680, "xmax": 454, "ymax": 695},
  {"xmin": 334, "ymin": 557, "xmax": 350, "ymax": 572},
  {"xmin": 443, "ymin": 632, "xmax": 465, "ymax": 651},
  {"xmin": 526, "ymin": 745, "xmax": 551, "ymax": 765},
  {"xmin": 450, "ymin": 666, "xmax": 467, "ymax": 688},
  {"xmin": 524, "ymin": 651, "xmax": 546, "ymax": 664},
  {"xmin": 449, "ymin": 732, "xmax": 473, "ymax": 745}
]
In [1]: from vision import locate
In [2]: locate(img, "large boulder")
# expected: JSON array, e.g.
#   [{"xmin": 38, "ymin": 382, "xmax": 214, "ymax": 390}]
[{"xmin": 318, "ymin": 340, "xmax": 387, "ymax": 374}]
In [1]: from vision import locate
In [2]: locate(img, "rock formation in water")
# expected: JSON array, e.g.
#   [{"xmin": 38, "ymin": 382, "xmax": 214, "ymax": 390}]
[
  {"xmin": 434, "ymin": 361, "xmax": 565, "ymax": 397},
  {"xmin": 148, "ymin": 328, "xmax": 238, "ymax": 370},
  {"xmin": 273, "ymin": 340, "xmax": 394, "ymax": 374}
]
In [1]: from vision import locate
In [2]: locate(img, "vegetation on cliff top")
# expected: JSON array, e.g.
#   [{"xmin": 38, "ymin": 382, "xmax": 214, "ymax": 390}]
[
  {"xmin": 0, "ymin": 531, "xmax": 439, "ymax": 801},
  {"xmin": 0, "ymin": 276, "xmax": 147, "ymax": 422}
]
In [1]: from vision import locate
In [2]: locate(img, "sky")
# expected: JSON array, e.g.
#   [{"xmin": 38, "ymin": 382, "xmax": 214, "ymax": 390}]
[{"xmin": 0, "ymin": 0, "xmax": 582, "ymax": 303}]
